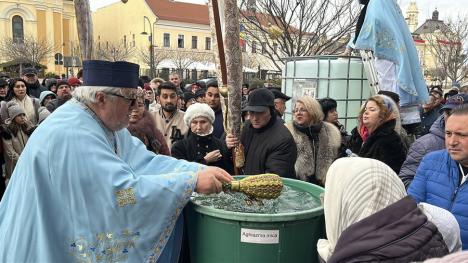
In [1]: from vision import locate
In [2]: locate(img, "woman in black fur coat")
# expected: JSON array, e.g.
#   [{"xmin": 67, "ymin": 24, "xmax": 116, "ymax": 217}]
[{"xmin": 348, "ymin": 95, "xmax": 407, "ymax": 173}]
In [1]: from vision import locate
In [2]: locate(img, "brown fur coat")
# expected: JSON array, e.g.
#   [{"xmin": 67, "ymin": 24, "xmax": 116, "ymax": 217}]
[
  {"xmin": 286, "ymin": 121, "xmax": 341, "ymax": 185},
  {"xmin": 127, "ymin": 111, "xmax": 170, "ymax": 156}
]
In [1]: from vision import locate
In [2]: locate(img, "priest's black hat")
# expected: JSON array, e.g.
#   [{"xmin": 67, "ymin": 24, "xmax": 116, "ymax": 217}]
[{"xmin": 83, "ymin": 60, "xmax": 140, "ymax": 89}]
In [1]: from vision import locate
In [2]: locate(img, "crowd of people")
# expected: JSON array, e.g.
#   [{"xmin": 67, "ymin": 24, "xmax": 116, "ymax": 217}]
[
  {"xmin": 0, "ymin": 61, "xmax": 467, "ymax": 261},
  {"xmin": 0, "ymin": 68, "xmax": 80, "ymax": 191}
]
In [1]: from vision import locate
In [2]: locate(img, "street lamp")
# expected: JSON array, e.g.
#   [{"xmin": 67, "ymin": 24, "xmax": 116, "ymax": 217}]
[{"xmin": 142, "ymin": 16, "xmax": 158, "ymax": 79}]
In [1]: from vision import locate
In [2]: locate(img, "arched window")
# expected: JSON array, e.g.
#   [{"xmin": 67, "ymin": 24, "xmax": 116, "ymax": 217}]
[{"xmin": 12, "ymin": 15, "xmax": 24, "ymax": 43}]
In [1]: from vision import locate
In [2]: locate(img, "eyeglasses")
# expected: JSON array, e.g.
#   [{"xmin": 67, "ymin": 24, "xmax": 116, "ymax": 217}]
[
  {"xmin": 293, "ymin": 108, "xmax": 308, "ymax": 113},
  {"xmin": 106, "ymin": 91, "xmax": 137, "ymax": 106}
]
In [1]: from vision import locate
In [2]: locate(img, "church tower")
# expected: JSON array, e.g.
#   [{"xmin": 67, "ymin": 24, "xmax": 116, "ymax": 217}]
[{"xmin": 406, "ymin": 1, "xmax": 419, "ymax": 32}]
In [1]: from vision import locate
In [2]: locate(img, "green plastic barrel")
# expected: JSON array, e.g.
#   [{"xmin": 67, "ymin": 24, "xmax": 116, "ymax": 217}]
[{"xmin": 186, "ymin": 178, "xmax": 325, "ymax": 263}]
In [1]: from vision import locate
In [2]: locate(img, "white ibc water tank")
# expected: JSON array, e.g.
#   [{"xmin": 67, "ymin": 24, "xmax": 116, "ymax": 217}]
[{"xmin": 282, "ymin": 56, "xmax": 372, "ymax": 132}]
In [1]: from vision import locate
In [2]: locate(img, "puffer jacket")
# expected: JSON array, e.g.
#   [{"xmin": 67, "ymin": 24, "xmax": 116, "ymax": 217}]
[
  {"xmin": 408, "ymin": 150, "xmax": 468, "ymax": 249},
  {"xmin": 326, "ymin": 196, "xmax": 448, "ymax": 263},
  {"xmin": 399, "ymin": 115, "xmax": 445, "ymax": 188}
]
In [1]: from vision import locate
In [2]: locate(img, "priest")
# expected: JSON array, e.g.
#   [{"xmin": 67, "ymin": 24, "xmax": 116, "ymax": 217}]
[{"xmin": 0, "ymin": 60, "xmax": 232, "ymax": 262}]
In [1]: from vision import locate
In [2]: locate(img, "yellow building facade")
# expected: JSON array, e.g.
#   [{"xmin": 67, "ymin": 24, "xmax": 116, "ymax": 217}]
[
  {"xmin": 405, "ymin": 2, "xmax": 456, "ymax": 86},
  {"xmin": 0, "ymin": 0, "xmax": 79, "ymax": 75},
  {"xmin": 92, "ymin": 0, "xmax": 214, "ymax": 78}
]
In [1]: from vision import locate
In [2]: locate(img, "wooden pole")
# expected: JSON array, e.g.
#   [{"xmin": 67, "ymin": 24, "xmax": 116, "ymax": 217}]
[
  {"xmin": 74, "ymin": 0, "xmax": 94, "ymax": 61},
  {"xmin": 211, "ymin": 0, "xmax": 228, "ymax": 85},
  {"xmin": 208, "ymin": 0, "xmax": 244, "ymax": 174}
]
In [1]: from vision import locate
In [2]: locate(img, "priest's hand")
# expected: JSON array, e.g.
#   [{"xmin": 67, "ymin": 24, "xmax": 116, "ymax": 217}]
[{"xmin": 196, "ymin": 167, "xmax": 233, "ymax": 194}]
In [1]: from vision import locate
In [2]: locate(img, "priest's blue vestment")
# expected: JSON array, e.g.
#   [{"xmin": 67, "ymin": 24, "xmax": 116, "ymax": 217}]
[{"xmin": 0, "ymin": 99, "xmax": 202, "ymax": 262}]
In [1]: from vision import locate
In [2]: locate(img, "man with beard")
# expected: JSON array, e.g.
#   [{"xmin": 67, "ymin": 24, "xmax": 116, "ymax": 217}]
[
  {"xmin": 152, "ymin": 82, "xmax": 188, "ymax": 150},
  {"xmin": 46, "ymin": 80, "xmax": 72, "ymax": 113},
  {"xmin": 205, "ymin": 81, "xmax": 224, "ymax": 138},
  {"xmin": 21, "ymin": 68, "xmax": 46, "ymax": 99}
]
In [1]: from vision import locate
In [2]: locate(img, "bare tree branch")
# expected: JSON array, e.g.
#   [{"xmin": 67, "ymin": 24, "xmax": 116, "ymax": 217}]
[
  {"xmin": 94, "ymin": 41, "xmax": 135, "ymax": 62},
  {"xmin": 242, "ymin": 52, "xmax": 259, "ymax": 69},
  {"xmin": 163, "ymin": 49, "xmax": 214, "ymax": 72},
  {"xmin": 425, "ymin": 16, "xmax": 468, "ymax": 84},
  {"xmin": 136, "ymin": 46, "xmax": 169, "ymax": 69},
  {"xmin": 239, "ymin": 0, "xmax": 358, "ymax": 71},
  {"xmin": 0, "ymin": 35, "xmax": 54, "ymax": 66}
]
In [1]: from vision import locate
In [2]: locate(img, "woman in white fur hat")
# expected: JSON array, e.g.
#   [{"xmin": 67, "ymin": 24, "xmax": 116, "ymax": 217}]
[
  {"xmin": 171, "ymin": 103, "xmax": 233, "ymax": 173},
  {"xmin": 0, "ymin": 101, "xmax": 36, "ymax": 182}
]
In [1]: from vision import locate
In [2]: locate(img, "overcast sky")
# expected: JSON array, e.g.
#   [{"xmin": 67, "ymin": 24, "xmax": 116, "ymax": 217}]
[{"xmin": 90, "ymin": 0, "xmax": 468, "ymax": 26}]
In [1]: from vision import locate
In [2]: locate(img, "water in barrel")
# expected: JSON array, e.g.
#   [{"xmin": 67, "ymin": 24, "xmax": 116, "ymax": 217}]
[{"xmin": 191, "ymin": 185, "xmax": 321, "ymax": 214}]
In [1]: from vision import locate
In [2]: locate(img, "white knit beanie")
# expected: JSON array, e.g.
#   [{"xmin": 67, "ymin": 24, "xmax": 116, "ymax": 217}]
[{"xmin": 183, "ymin": 103, "xmax": 215, "ymax": 127}]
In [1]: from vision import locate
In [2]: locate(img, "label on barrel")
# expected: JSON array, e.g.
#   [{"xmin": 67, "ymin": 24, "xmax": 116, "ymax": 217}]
[{"xmin": 240, "ymin": 228, "xmax": 279, "ymax": 244}]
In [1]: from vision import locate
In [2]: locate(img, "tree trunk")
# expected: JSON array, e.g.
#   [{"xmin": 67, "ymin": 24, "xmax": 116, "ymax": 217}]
[{"xmin": 74, "ymin": 0, "xmax": 94, "ymax": 60}]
